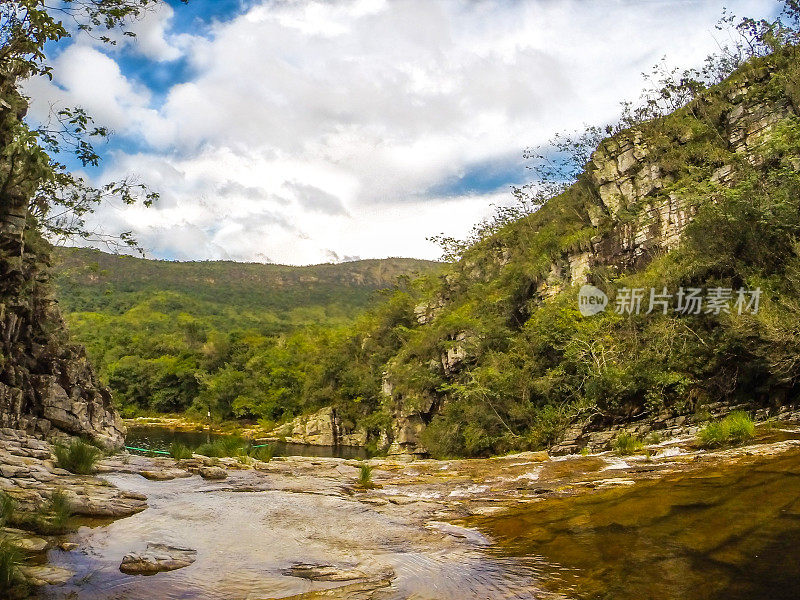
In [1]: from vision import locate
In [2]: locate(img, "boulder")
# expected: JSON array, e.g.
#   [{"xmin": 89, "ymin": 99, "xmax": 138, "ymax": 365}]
[{"xmin": 199, "ymin": 466, "xmax": 227, "ymax": 480}]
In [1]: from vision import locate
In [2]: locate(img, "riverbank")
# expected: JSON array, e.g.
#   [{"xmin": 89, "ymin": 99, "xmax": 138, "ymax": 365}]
[{"xmin": 25, "ymin": 418, "xmax": 800, "ymax": 598}]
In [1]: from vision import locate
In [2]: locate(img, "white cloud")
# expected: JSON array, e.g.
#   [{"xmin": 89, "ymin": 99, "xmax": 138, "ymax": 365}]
[
  {"xmin": 123, "ymin": 2, "xmax": 184, "ymax": 62},
  {"xmin": 31, "ymin": 0, "xmax": 780, "ymax": 264}
]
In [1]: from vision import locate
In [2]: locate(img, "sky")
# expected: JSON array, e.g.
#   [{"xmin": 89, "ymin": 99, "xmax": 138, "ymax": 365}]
[{"xmin": 24, "ymin": 0, "xmax": 781, "ymax": 265}]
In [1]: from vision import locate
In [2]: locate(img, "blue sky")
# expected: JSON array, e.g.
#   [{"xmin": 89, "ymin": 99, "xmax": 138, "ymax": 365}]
[{"xmin": 25, "ymin": 0, "xmax": 782, "ymax": 264}]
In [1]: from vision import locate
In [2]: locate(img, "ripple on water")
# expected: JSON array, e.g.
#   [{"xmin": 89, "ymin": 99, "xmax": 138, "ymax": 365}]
[{"xmin": 39, "ymin": 471, "xmax": 555, "ymax": 600}]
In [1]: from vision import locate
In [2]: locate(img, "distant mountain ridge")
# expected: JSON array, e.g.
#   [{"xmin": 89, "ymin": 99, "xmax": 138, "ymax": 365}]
[{"xmin": 52, "ymin": 247, "xmax": 440, "ymax": 316}]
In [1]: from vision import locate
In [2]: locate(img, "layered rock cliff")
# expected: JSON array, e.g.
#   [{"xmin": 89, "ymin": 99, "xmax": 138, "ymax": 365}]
[
  {"xmin": 382, "ymin": 47, "xmax": 800, "ymax": 455},
  {"xmin": 0, "ymin": 79, "xmax": 124, "ymax": 448}
]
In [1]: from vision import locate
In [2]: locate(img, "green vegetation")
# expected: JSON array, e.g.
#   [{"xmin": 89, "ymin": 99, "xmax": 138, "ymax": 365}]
[
  {"xmin": 54, "ymin": 439, "xmax": 102, "ymax": 475},
  {"xmin": 248, "ymin": 445, "xmax": 274, "ymax": 462},
  {"xmin": 53, "ymin": 249, "xmax": 438, "ymax": 420},
  {"xmin": 698, "ymin": 411, "xmax": 756, "ymax": 448},
  {"xmin": 357, "ymin": 463, "xmax": 375, "ymax": 488},
  {"xmin": 613, "ymin": 433, "xmax": 645, "ymax": 456},
  {"xmin": 0, "ymin": 492, "xmax": 14, "ymax": 526},
  {"xmin": 169, "ymin": 443, "xmax": 194, "ymax": 460},
  {"xmin": 41, "ymin": 490, "xmax": 73, "ymax": 535},
  {"xmin": 194, "ymin": 441, "xmax": 229, "ymax": 458},
  {"xmin": 0, "ymin": 537, "xmax": 22, "ymax": 594}
]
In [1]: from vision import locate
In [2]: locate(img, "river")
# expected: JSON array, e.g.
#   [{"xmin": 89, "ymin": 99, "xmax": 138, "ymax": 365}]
[{"xmin": 37, "ymin": 428, "xmax": 800, "ymax": 599}]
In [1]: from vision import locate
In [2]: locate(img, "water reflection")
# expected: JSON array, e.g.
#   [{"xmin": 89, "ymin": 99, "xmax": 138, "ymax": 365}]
[
  {"xmin": 471, "ymin": 449, "xmax": 800, "ymax": 600},
  {"xmin": 126, "ymin": 425, "xmax": 368, "ymax": 459}
]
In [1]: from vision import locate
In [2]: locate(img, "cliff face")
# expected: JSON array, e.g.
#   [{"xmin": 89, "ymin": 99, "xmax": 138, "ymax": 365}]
[
  {"xmin": 383, "ymin": 49, "xmax": 800, "ymax": 455},
  {"xmin": 0, "ymin": 79, "xmax": 124, "ymax": 448}
]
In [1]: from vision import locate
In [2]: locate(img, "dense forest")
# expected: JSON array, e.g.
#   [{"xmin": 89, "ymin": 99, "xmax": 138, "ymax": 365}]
[{"xmin": 53, "ymin": 248, "xmax": 438, "ymax": 429}]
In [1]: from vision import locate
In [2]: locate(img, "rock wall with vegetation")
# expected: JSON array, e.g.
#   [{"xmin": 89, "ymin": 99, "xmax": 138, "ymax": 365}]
[
  {"xmin": 375, "ymin": 44, "xmax": 800, "ymax": 456},
  {"xmin": 0, "ymin": 82, "xmax": 124, "ymax": 449}
]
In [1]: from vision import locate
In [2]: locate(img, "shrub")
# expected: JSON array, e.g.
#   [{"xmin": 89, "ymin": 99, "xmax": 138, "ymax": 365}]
[
  {"xmin": 169, "ymin": 443, "xmax": 194, "ymax": 460},
  {"xmin": 0, "ymin": 537, "xmax": 22, "ymax": 593},
  {"xmin": 195, "ymin": 441, "xmax": 226, "ymax": 458},
  {"xmin": 54, "ymin": 439, "xmax": 102, "ymax": 474},
  {"xmin": 698, "ymin": 411, "xmax": 755, "ymax": 448},
  {"xmin": 220, "ymin": 436, "xmax": 247, "ymax": 456},
  {"xmin": 357, "ymin": 463, "xmax": 375, "ymax": 488},
  {"xmin": 195, "ymin": 437, "xmax": 249, "ymax": 458},
  {"xmin": 612, "ymin": 432, "xmax": 644, "ymax": 455}
]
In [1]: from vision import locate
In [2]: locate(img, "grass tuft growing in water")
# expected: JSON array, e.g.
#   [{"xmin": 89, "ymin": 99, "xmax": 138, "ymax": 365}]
[
  {"xmin": 248, "ymin": 445, "xmax": 273, "ymax": 462},
  {"xmin": 169, "ymin": 443, "xmax": 194, "ymax": 460},
  {"xmin": 54, "ymin": 439, "xmax": 102, "ymax": 474},
  {"xmin": 698, "ymin": 411, "xmax": 755, "ymax": 448},
  {"xmin": 612, "ymin": 433, "xmax": 644, "ymax": 456},
  {"xmin": 0, "ymin": 536, "xmax": 22, "ymax": 594},
  {"xmin": 195, "ymin": 441, "xmax": 227, "ymax": 458},
  {"xmin": 44, "ymin": 489, "xmax": 73, "ymax": 534}
]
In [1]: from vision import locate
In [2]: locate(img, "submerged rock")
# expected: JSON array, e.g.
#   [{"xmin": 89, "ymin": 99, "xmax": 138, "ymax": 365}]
[
  {"xmin": 2, "ymin": 527, "xmax": 48, "ymax": 552},
  {"xmin": 139, "ymin": 468, "xmax": 191, "ymax": 481},
  {"xmin": 284, "ymin": 563, "xmax": 369, "ymax": 582},
  {"xmin": 20, "ymin": 565, "xmax": 74, "ymax": 586},
  {"xmin": 119, "ymin": 543, "xmax": 197, "ymax": 575}
]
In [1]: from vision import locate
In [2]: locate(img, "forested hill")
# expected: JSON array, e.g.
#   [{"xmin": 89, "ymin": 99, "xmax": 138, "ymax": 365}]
[
  {"xmin": 53, "ymin": 247, "xmax": 439, "ymax": 321},
  {"xmin": 48, "ymin": 248, "xmax": 440, "ymax": 418}
]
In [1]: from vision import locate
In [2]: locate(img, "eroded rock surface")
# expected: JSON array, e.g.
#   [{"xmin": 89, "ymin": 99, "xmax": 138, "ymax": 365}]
[
  {"xmin": 119, "ymin": 542, "xmax": 197, "ymax": 575},
  {"xmin": 0, "ymin": 428, "xmax": 147, "ymax": 518}
]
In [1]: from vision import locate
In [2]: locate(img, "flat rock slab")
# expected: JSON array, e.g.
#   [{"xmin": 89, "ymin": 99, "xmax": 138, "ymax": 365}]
[
  {"xmin": 139, "ymin": 469, "xmax": 191, "ymax": 481},
  {"xmin": 120, "ymin": 543, "xmax": 197, "ymax": 575},
  {"xmin": 265, "ymin": 576, "xmax": 394, "ymax": 599},
  {"xmin": 2, "ymin": 527, "xmax": 48, "ymax": 552}
]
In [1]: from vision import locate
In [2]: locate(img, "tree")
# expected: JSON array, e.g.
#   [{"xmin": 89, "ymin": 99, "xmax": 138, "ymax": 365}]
[{"xmin": 0, "ymin": 0, "xmax": 185, "ymax": 280}]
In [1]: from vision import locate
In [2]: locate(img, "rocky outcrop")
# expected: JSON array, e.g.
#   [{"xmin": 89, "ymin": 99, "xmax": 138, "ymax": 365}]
[
  {"xmin": 0, "ymin": 428, "xmax": 147, "ymax": 518},
  {"xmin": 0, "ymin": 245, "xmax": 125, "ymax": 448},
  {"xmin": 265, "ymin": 406, "xmax": 368, "ymax": 447},
  {"xmin": 0, "ymin": 81, "xmax": 123, "ymax": 449}
]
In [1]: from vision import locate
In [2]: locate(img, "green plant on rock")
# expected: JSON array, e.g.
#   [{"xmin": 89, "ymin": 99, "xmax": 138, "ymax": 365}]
[
  {"xmin": 169, "ymin": 443, "xmax": 194, "ymax": 460},
  {"xmin": 698, "ymin": 411, "xmax": 756, "ymax": 448},
  {"xmin": 195, "ymin": 441, "xmax": 227, "ymax": 458},
  {"xmin": 40, "ymin": 489, "xmax": 73, "ymax": 535},
  {"xmin": 357, "ymin": 463, "xmax": 375, "ymax": 489},
  {"xmin": 612, "ymin": 433, "xmax": 645, "ymax": 456},
  {"xmin": 54, "ymin": 439, "xmax": 102, "ymax": 475},
  {"xmin": 0, "ymin": 492, "xmax": 14, "ymax": 526}
]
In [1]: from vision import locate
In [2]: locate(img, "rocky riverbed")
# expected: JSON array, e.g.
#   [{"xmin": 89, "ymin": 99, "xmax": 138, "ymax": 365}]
[{"xmin": 2, "ymin": 421, "xmax": 799, "ymax": 599}]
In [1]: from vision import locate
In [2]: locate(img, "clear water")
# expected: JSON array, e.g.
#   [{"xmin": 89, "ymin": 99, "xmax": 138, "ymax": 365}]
[
  {"xmin": 40, "ymin": 468, "xmax": 552, "ymax": 600},
  {"xmin": 470, "ymin": 449, "xmax": 800, "ymax": 600},
  {"xmin": 125, "ymin": 425, "xmax": 369, "ymax": 459}
]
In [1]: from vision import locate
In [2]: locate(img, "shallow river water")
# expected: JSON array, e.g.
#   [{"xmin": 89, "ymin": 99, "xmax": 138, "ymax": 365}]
[
  {"xmin": 37, "ymin": 442, "xmax": 800, "ymax": 599},
  {"xmin": 471, "ymin": 449, "xmax": 800, "ymax": 600}
]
